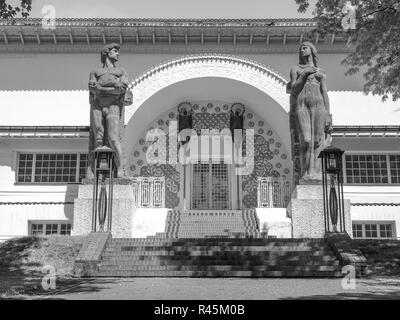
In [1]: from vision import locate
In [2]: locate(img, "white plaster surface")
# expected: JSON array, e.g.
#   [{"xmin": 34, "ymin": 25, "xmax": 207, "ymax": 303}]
[
  {"xmin": 256, "ymin": 208, "xmax": 292, "ymax": 238},
  {"xmin": 131, "ymin": 208, "xmax": 169, "ymax": 238}
]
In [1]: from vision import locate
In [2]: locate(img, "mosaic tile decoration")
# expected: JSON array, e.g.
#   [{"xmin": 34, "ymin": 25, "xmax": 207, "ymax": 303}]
[
  {"xmin": 193, "ymin": 112, "xmax": 230, "ymax": 134},
  {"xmin": 127, "ymin": 101, "xmax": 292, "ymax": 208},
  {"xmin": 139, "ymin": 164, "xmax": 180, "ymax": 208}
]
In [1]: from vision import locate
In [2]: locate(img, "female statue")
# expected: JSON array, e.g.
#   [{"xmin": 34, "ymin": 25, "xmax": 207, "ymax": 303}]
[{"xmin": 288, "ymin": 42, "xmax": 332, "ymax": 181}]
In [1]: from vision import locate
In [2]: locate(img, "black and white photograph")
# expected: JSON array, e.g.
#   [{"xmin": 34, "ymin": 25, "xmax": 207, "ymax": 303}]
[{"xmin": 0, "ymin": 0, "xmax": 399, "ymax": 307}]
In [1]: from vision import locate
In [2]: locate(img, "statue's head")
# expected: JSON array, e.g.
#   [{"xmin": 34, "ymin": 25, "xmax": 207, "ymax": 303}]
[
  {"xmin": 299, "ymin": 41, "xmax": 318, "ymax": 67},
  {"xmin": 101, "ymin": 43, "xmax": 121, "ymax": 64}
]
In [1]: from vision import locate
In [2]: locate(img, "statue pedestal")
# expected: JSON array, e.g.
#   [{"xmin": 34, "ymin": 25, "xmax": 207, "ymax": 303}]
[
  {"xmin": 289, "ymin": 183, "xmax": 351, "ymax": 238},
  {"xmin": 72, "ymin": 179, "xmax": 134, "ymax": 238},
  {"xmin": 256, "ymin": 208, "xmax": 292, "ymax": 238},
  {"xmin": 131, "ymin": 208, "xmax": 169, "ymax": 238}
]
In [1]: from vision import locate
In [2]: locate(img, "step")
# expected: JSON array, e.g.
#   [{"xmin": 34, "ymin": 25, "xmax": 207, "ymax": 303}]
[
  {"xmin": 87, "ymin": 237, "xmax": 342, "ymax": 278},
  {"xmin": 102, "ymin": 249, "xmax": 333, "ymax": 256},
  {"xmin": 101, "ymin": 259, "xmax": 339, "ymax": 267},
  {"xmin": 94, "ymin": 270, "xmax": 342, "ymax": 278},
  {"xmin": 104, "ymin": 246, "xmax": 328, "ymax": 253},
  {"xmin": 110, "ymin": 241, "xmax": 326, "ymax": 246},
  {"xmin": 101, "ymin": 257, "xmax": 337, "ymax": 265},
  {"xmin": 99, "ymin": 260, "xmax": 340, "ymax": 267},
  {"xmin": 97, "ymin": 264, "xmax": 339, "ymax": 272},
  {"xmin": 107, "ymin": 242, "xmax": 325, "ymax": 250},
  {"xmin": 111, "ymin": 237, "xmax": 325, "ymax": 242}
]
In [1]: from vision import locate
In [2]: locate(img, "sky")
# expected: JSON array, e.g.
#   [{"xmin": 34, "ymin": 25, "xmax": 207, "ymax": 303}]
[{"xmin": 26, "ymin": 0, "xmax": 316, "ymax": 19}]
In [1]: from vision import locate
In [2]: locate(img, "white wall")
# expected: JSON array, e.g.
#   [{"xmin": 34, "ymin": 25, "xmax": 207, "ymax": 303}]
[
  {"xmin": 0, "ymin": 53, "xmax": 364, "ymax": 91},
  {"xmin": 0, "ymin": 142, "xmax": 14, "ymax": 187},
  {"xmin": 333, "ymin": 137, "xmax": 400, "ymax": 153},
  {"xmin": 0, "ymin": 139, "xmax": 84, "ymax": 239},
  {"xmin": 351, "ymin": 205, "xmax": 400, "ymax": 238}
]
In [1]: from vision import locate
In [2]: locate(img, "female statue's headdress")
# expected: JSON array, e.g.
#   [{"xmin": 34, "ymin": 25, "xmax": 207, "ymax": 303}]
[{"xmin": 298, "ymin": 41, "xmax": 318, "ymax": 67}]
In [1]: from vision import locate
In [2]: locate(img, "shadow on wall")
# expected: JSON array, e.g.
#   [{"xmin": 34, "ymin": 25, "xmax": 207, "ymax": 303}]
[
  {"xmin": 65, "ymin": 183, "xmax": 80, "ymax": 227},
  {"xmin": 0, "ymin": 142, "xmax": 14, "ymax": 187}
]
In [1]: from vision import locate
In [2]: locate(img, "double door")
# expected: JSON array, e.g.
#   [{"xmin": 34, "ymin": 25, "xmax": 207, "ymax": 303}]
[{"xmin": 191, "ymin": 162, "xmax": 231, "ymax": 210}]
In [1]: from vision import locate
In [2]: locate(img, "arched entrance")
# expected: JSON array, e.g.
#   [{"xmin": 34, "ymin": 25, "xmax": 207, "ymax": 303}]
[{"xmin": 124, "ymin": 54, "xmax": 292, "ymax": 210}]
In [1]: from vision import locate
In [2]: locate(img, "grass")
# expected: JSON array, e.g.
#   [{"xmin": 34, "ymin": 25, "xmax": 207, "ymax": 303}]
[
  {"xmin": 0, "ymin": 235, "xmax": 85, "ymax": 298},
  {"xmin": 354, "ymin": 239, "xmax": 400, "ymax": 276}
]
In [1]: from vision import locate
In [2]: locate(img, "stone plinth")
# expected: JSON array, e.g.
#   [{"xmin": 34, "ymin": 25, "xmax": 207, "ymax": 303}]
[
  {"xmin": 131, "ymin": 208, "xmax": 169, "ymax": 238},
  {"xmin": 72, "ymin": 179, "xmax": 134, "ymax": 238},
  {"xmin": 73, "ymin": 232, "xmax": 111, "ymax": 277},
  {"xmin": 289, "ymin": 184, "xmax": 352, "ymax": 238},
  {"xmin": 256, "ymin": 208, "xmax": 292, "ymax": 238}
]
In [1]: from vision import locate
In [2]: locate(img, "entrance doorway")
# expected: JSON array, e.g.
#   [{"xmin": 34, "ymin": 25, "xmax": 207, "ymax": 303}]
[{"xmin": 191, "ymin": 162, "xmax": 231, "ymax": 209}]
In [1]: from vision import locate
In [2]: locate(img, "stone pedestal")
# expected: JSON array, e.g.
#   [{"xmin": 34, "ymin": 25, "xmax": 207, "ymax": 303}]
[
  {"xmin": 256, "ymin": 208, "xmax": 292, "ymax": 238},
  {"xmin": 131, "ymin": 208, "xmax": 169, "ymax": 238},
  {"xmin": 72, "ymin": 179, "xmax": 134, "ymax": 238},
  {"xmin": 289, "ymin": 183, "xmax": 351, "ymax": 238}
]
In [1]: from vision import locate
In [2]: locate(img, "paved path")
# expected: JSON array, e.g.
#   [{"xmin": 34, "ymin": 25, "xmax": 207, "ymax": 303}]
[{"xmin": 16, "ymin": 277, "xmax": 400, "ymax": 300}]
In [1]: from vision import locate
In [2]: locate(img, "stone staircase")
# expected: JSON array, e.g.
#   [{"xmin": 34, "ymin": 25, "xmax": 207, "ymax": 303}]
[
  {"xmin": 164, "ymin": 209, "xmax": 260, "ymax": 238},
  {"xmin": 95, "ymin": 238, "xmax": 342, "ymax": 277}
]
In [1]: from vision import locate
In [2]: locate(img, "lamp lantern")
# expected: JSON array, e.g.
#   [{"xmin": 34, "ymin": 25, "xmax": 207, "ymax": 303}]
[
  {"xmin": 318, "ymin": 146, "xmax": 346, "ymax": 234},
  {"xmin": 92, "ymin": 146, "xmax": 116, "ymax": 233}
]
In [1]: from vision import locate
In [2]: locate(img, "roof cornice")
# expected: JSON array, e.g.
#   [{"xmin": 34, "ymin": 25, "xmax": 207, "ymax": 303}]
[
  {"xmin": 0, "ymin": 125, "xmax": 399, "ymax": 138},
  {"xmin": 0, "ymin": 17, "xmax": 317, "ymax": 27},
  {"xmin": 0, "ymin": 17, "xmax": 351, "ymax": 54},
  {"xmin": 332, "ymin": 126, "xmax": 400, "ymax": 138}
]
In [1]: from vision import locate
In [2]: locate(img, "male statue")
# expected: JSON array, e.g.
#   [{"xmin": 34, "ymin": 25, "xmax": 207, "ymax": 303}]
[
  {"xmin": 87, "ymin": 43, "xmax": 132, "ymax": 178},
  {"xmin": 287, "ymin": 42, "xmax": 333, "ymax": 182}
]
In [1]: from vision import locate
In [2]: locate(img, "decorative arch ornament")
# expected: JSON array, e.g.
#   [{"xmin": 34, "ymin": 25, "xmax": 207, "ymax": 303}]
[{"xmin": 125, "ymin": 54, "xmax": 289, "ymax": 124}]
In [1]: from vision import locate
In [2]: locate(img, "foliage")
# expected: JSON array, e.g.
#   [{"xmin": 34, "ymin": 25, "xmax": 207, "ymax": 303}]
[
  {"xmin": 0, "ymin": 236, "xmax": 84, "ymax": 297},
  {"xmin": 295, "ymin": 0, "xmax": 400, "ymax": 101},
  {"xmin": 0, "ymin": 0, "xmax": 31, "ymax": 19},
  {"xmin": 353, "ymin": 239, "xmax": 400, "ymax": 276}
]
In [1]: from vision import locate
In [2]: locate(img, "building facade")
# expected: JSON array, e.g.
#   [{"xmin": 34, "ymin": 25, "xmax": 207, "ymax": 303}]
[{"xmin": 0, "ymin": 18, "xmax": 399, "ymax": 241}]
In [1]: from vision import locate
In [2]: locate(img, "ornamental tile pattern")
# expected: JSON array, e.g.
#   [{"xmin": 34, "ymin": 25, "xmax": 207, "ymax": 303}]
[{"xmin": 127, "ymin": 101, "xmax": 292, "ymax": 208}]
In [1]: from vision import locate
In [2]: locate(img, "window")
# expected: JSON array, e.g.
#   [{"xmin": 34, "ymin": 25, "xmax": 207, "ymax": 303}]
[
  {"xmin": 352, "ymin": 221, "xmax": 395, "ymax": 239},
  {"xmin": 31, "ymin": 223, "xmax": 44, "ymax": 236},
  {"xmin": 17, "ymin": 153, "xmax": 88, "ymax": 183},
  {"xmin": 379, "ymin": 224, "xmax": 393, "ymax": 238},
  {"xmin": 30, "ymin": 222, "xmax": 72, "ymax": 236},
  {"xmin": 345, "ymin": 154, "xmax": 400, "ymax": 184},
  {"xmin": 365, "ymin": 224, "xmax": 378, "ymax": 238},
  {"xmin": 45, "ymin": 224, "xmax": 59, "ymax": 235},
  {"xmin": 389, "ymin": 155, "xmax": 400, "ymax": 184},
  {"xmin": 352, "ymin": 224, "xmax": 363, "ymax": 238},
  {"xmin": 79, "ymin": 154, "xmax": 89, "ymax": 181},
  {"xmin": 60, "ymin": 224, "xmax": 72, "ymax": 235},
  {"xmin": 17, "ymin": 153, "xmax": 34, "ymax": 183}
]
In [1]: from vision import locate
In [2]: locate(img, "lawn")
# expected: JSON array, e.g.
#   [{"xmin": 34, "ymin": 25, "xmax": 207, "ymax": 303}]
[{"xmin": 0, "ymin": 235, "xmax": 84, "ymax": 298}]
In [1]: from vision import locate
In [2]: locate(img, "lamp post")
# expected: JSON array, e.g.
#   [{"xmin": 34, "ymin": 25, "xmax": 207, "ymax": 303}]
[
  {"xmin": 318, "ymin": 146, "xmax": 346, "ymax": 234},
  {"xmin": 92, "ymin": 146, "xmax": 116, "ymax": 233}
]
